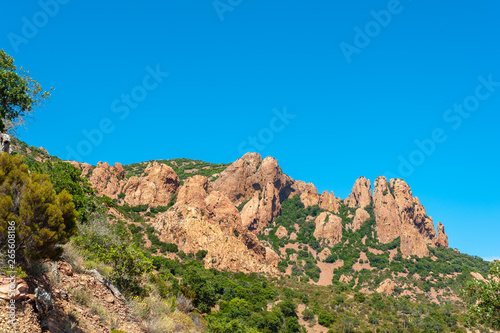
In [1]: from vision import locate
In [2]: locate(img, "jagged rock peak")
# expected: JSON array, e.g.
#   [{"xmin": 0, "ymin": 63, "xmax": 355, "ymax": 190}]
[
  {"xmin": 319, "ymin": 190, "xmax": 340, "ymax": 213},
  {"xmin": 437, "ymin": 222, "xmax": 449, "ymax": 248},
  {"xmin": 345, "ymin": 176, "xmax": 372, "ymax": 209}
]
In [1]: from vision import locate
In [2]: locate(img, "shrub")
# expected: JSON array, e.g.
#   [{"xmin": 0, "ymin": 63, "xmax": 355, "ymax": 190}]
[
  {"xmin": 318, "ymin": 310, "xmax": 335, "ymax": 327},
  {"xmin": 302, "ymin": 308, "xmax": 314, "ymax": 321},
  {"xmin": 73, "ymin": 217, "xmax": 153, "ymax": 296},
  {"xmin": 0, "ymin": 154, "xmax": 78, "ymax": 264}
]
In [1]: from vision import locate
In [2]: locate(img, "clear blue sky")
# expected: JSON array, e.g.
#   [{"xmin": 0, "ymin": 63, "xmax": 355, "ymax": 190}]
[{"xmin": 1, "ymin": 1, "xmax": 499, "ymax": 260}]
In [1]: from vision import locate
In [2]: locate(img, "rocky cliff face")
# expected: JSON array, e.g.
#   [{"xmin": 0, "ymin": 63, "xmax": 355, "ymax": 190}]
[
  {"xmin": 210, "ymin": 153, "xmax": 292, "ymax": 204},
  {"xmin": 319, "ymin": 191, "xmax": 341, "ymax": 213},
  {"xmin": 345, "ymin": 177, "xmax": 372, "ymax": 209},
  {"xmin": 313, "ymin": 212, "xmax": 343, "ymax": 247},
  {"xmin": 373, "ymin": 176, "xmax": 402, "ymax": 243},
  {"xmin": 122, "ymin": 162, "xmax": 179, "ymax": 207},
  {"xmin": 371, "ymin": 177, "xmax": 448, "ymax": 257},
  {"xmin": 70, "ymin": 161, "xmax": 179, "ymax": 207},
  {"xmin": 211, "ymin": 153, "xmax": 293, "ymax": 233},
  {"xmin": 152, "ymin": 175, "xmax": 279, "ymax": 274}
]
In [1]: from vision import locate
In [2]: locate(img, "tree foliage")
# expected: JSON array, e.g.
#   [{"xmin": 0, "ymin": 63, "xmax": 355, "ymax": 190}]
[
  {"xmin": 0, "ymin": 49, "xmax": 52, "ymax": 132},
  {"xmin": 0, "ymin": 153, "xmax": 77, "ymax": 263},
  {"xmin": 466, "ymin": 261, "xmax": 500, "ymax": 330}
]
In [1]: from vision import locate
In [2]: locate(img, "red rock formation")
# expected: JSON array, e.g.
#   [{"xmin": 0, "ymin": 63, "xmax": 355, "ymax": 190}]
[
  {"xmin": 319, "ymin": 191, "xmax": 341, "ymax": 213},
  {"xmin": 299, "ymin": 182, "xmax": 320, "ymax": 208},
  {"xmin": 152, "ymin": 190, "xmax": 278, "ymax": 274},
  {"xmin": 390, "ymin": 179, "xmax": 437, "ymax": 257},
  {"xmin": 240, "ymin": 183, "xmax": 281, "ymax": 233},
  {"xmin": 212, "ymin": 153, "xmax": 293, "ymax": 232},
  {"xmin": 275, "ymin": 226, "xmax": 288, "ymax": 239},
  {"xmin": 352, "ymin": 208, "xmax": 370, "ymax": 231},
  {"xmin": 88, "ymin": 162, "xmax": 125, "ymax": 198},
  {"xmin": 345, "ymin": 177, "xmax": 372, "ymax": 208},
  {"xmin": 313, "ymin": 212, "xmax": 343, "ymax": 247},
  {"xmin": 211, "ymin": 153, "xmax": 292, "ymax": 204},
  {"xmin": 122, "ymin": 162, "xmax": 179, "ymax": 207},
  {"xmin": 176, "ymin": 175, "xmax": 209, "ymax": 209},
  {"xmin": 372, "ymin": 177, "xmax": 442, "ymax": 257},
  {"xmin": 373, "ymin": 176, "xmax": 402, "ymax": 244},
  {"xmin": 437, "ymin": 222, "xmax": 449, "ymax": 248}
]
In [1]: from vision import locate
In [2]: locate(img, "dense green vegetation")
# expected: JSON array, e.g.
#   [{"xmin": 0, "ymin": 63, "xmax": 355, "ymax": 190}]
[
  {"xmin": 465, "ymin": 261, "xmax": 500, "ymax": 330},
  {"xmin": 0, "ymin": 153, "xmax": 78, "ymax": 268}
]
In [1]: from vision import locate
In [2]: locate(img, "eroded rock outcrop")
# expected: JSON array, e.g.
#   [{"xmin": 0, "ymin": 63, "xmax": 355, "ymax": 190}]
[
  {"xmin": 352, "ymin": 208, "xmax": 370, "ymax": 231},
  {"xmin": 298, "ymin": 182, "xmax": 320, "ymax": 208},
  {"xmin": 88, "ymin": 162, "xmax": 125, "ymax": 198},
  {"xmin": 211, "ymin": 153, "xmax": 292, "ymax": 204},
  {"xmin": 276, "ymin": 226, "xmax": 288, "ymax": 239},
  {"xmin": 390, "ymin": 179, "xmax": 437, "ymax": 257},
  {"xmin": 437, "ymin": 222, "xmax": 449, "ymax": 248},
  {"xmin": 373, "ymin": 177, "xmax": 442, "ymax": 257},
  {"xmin": 373, "ymin": 176, "xmax": 402, "ymax": 244},
  {"xmin": 70, "ymin": 160, "xmax": 178, "ymax": 207},
  {"xmin": 240, "ymin": 183, "xmax": 281, "ymax": 233},
  {"xmin": 152, "ymin": 175, "xmax": 278, "ymax": 274},
  {"xmin": 319, "ymin": 191, "xmax": 340, "ymax": 213},
  {"xmin": 153, "ymin": 200, "xmax": 278, "ymax": 274},
  {"xmin": 345, "ymin": 177, "xmax": 372, "ymax": 208},
  {"xmin": 122, "ymin": 162, "xmax": 179, "ymax": 207},
  {"xmin": 212, "ymin": 153, "xmax": 293, "ymax": 232},
  {"xmin": 313, "ymin": 212, "xmax": 343, "ymax": 247}
]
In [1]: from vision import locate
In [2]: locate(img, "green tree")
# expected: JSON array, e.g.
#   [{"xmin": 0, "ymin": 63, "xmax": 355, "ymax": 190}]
[
  {"xmin": 466, "ymin": 261, "xmax": 500, "ymax": 330},
  {"xmin": 0, "ymin": 49, "xmax": 52, "ymax": 132},
  {"xmin": 0, "ymin": 153, "xmax": 77, "ymax": 264}
]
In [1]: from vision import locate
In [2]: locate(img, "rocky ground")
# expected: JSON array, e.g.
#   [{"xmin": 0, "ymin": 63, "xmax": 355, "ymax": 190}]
[{"xmin": 0, "ymin": 262, "xmax": 144, "ymax": 333}]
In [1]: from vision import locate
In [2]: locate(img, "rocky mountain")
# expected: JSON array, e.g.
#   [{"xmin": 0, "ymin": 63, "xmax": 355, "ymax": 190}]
[
  {"xmin": 67, "ymin": 152, "xmax": 449, "ymax": 275},
  {"xmin": 3, "ymin": 139, "xmax": 495, "ymax": 333}
]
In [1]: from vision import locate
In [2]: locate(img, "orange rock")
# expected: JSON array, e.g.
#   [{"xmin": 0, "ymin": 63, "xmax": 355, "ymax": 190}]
[
  {"xmin": 345, "ymin": 177, "xmax": 372, "ymax": 208},
  {"xmin": 122, "ymin": 162, "xmax": 179, "ymax": 207},
  {"xmin": 313, "ymin": 212, "xmax": 343, "ymax": 247},
  {"xmin": 352, "ymin": 208, "xmax": 370, "ymax": 231},
  {"xmin": 373, "ymin": 176, "xmax": 401, "ymax": 244},
  {"xmin": 319, "ymin": 191, "xmax": 340, "ymax": 213},
  {"xmin": 275, "ymin": 226, "xmax": 288, "ymax": 239},
  {"xmin": 437, "ymin": 222, "xmax": 449, "ymax": 248},
  {"xmin": 0, "ymin": 275, "xmax": 29, "ymax": 300},
  {"xmin": 376, "ymin": 279, "xmax": 397, "ymax": 294}
]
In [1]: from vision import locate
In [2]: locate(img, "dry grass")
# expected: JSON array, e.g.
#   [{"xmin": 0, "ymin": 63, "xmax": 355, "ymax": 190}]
[
  {"xmin": 61, "ymin": 242, "xmax": 86, "ymax": 273},
  {"xmin": 129, "ymin": 291, "xmax": 203, "ymax": 333},
  {"xmin": 176, "ymin": 294, "xmax": 194, "ymax": 313}
]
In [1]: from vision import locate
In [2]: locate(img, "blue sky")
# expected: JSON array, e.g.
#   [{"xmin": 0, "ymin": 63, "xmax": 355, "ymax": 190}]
[{"xmin": 1, "ymin": 0, "xmax": 499, "ymax": 260}]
